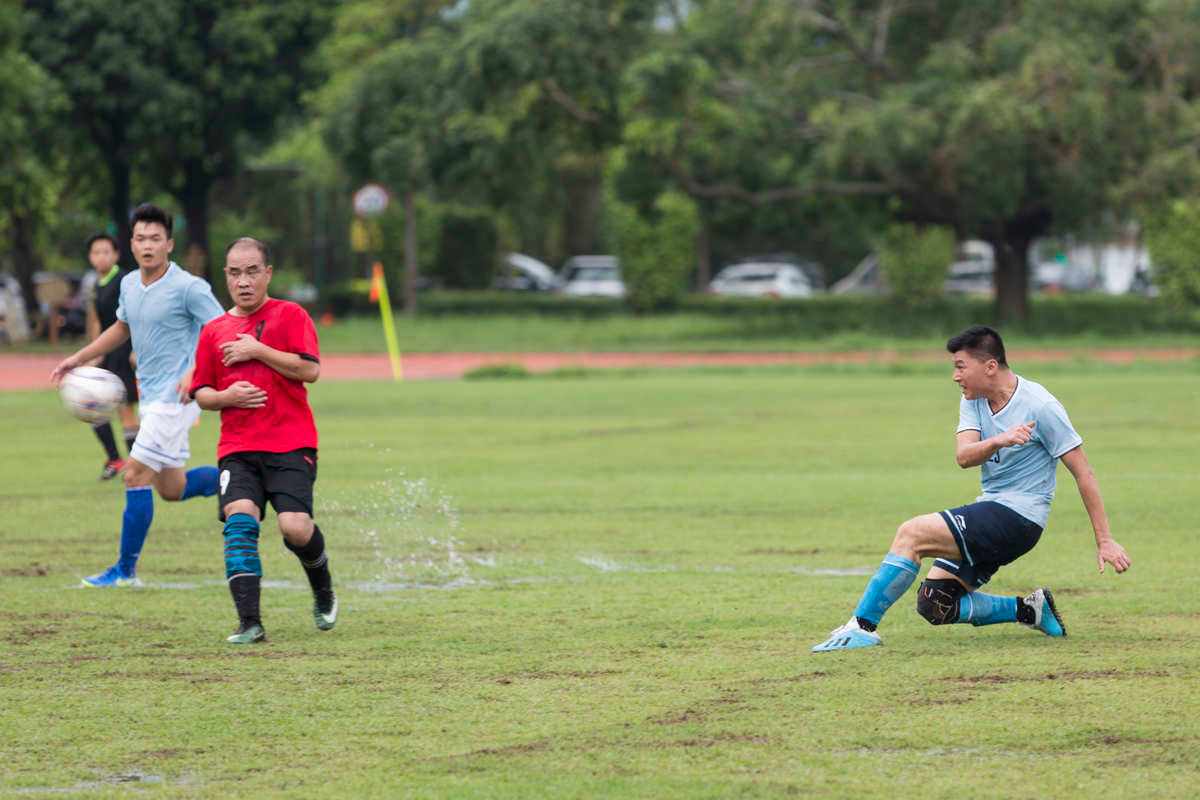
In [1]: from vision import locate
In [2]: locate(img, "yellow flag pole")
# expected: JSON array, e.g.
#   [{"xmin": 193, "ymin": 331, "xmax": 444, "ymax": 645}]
[{"xmin": 371, "ymin": 262, "xmax": 403, "ymax": 381}]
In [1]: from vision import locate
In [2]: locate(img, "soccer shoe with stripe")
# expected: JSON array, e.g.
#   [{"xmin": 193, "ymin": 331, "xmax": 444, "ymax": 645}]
[
  {"xmin": 226, "ymin": 623, "xmax": 267, "ymax": 644},
  {"xmin": 99, "ymin": 459, "xmax": 126, "ymax": 480},
  {"xmin": 313, "ymin": 591, "xmax": 338, "ymax": 631},
  {"xmin": 811, "ymin": 617, "xmax": 882, "ymax": 653},
  {"xmin": 81, "ymin": 564, "xmax": 143, "ymax": 588},
  {"xmin": 1023, "ymin": 588, "xmax": 1067, "ymax": 637}
]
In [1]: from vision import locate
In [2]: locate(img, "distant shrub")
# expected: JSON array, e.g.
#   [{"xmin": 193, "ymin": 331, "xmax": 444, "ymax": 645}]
[
  {"xmin": 1145, "ymin": 200, "xmax": 1200, "ymax": 309},
  {"xmin": 463, "ymin": 363, "xmax": 531, "ymax": 380},
  {"xmin": 609, "ymin": 187, "xmax": 699, "ymax": 312},
  {"xmin": 877, "ymin": 224, "xmax": 955, "ymax": 307}
]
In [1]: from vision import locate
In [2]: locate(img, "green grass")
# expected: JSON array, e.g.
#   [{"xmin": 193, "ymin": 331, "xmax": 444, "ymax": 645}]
[{"xmin": 1, "ymin": 365, "xmax": 1197, "ymax": 797}]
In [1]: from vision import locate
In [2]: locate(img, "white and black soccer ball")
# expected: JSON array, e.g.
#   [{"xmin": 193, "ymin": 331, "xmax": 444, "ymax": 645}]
[{"xmin": 59, "ymin": 366, "xmax": 126, "ymax": 424}]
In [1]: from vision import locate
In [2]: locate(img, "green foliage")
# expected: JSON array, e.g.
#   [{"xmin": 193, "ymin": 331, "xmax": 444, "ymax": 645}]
[
  {"xmin": 1144, "ymin": 199, "xmax": 1200, "ymax": 308},
  {"xmin": 877, "ymin": 224, "xmax": 955, "ymax": 307},
  {"xmin": 463, "ymin": 363, "xmax": 531, "ymax": 380},
  {"xmin": 435, "ymin": 206, "xmax": 500, "ymax": 290},
  {"xmin": 608, "ymin": 158, "xmax": 700, "ymax": 312}
]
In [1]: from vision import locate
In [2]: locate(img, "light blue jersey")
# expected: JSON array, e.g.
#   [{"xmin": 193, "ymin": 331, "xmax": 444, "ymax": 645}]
[
  {"xmin": 956, "ymin": 375, "xmax": 1082, "ymax": 527},
  {"xmin": 116, "ymin": 262, "xmax": 224, "ymax": 404}
]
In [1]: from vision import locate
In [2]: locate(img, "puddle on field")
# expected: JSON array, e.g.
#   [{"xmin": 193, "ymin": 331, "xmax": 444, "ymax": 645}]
[
  {"xmin": 577, "ymin": 555, "xmax": 677, "ymax": 573},
  {"xmin": 10, "ymin": 770, "xmax": 164, "ymax": 794}
]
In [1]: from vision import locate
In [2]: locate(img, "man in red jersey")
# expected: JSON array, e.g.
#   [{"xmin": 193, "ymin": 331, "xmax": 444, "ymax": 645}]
[{"xmin": 191, "ymin": 237, "xmax": 335, "ymax": 644}]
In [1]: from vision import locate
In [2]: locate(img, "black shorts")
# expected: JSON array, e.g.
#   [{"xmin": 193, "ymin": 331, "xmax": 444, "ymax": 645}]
[
  {"xmin": 101, "ymin": 343, "xmax": 137, "ymax": 404},
  {"xmin": 935, "ymin": 501, "xmax": 1043, "ymax": 588},
  {"xmin": 218, "ymin": 448, "xmax": 317, "ymax": 522}
]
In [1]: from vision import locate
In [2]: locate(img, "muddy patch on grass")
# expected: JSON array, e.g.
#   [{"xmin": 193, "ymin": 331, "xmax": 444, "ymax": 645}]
[
  {"xmin": 0, "ymin": 563, "xmax": 49, "ymax": 577},
  {"xmin": 745, "ymin": 548, "xmax": 822, "ymax": 557},
  {"xmin": 6, "ymin": 626, "xmax": 58, "ymax": 645},
  {"xmin": 652, "ymin": 708, "xmax": 706, "ymax": 725},
  {"xmin": 669, "ymin": 732, "xmax": 771, "ymax": 748},
  {"xmin": 494, "ymin": 668, "xmax": 621, "ymax": 684},
  {"xmin": 463, "ymin": 740, "xmax": 552, "ymax": 758},
  {"xmin": 943, "ymin": 669, "xmax": 1169, "ymax": 685}
]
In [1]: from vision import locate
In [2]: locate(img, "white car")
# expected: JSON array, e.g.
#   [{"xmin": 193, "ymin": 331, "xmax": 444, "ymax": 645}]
[
  {"xmin": 495, "ymin": 253, "xmax": 561, "ymax": 292},
  {"xmin": 709, "ymin": 262, "xmax": 816, "ymax": 298},
  {"xmin": 559, "ymin": 256, "xmax": 626, "ymax": 298}
]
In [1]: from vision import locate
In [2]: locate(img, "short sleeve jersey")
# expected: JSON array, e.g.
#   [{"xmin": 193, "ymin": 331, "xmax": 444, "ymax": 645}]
[
  {"xmin": 190, "ymin": 298, "xmax": 319, "ymax": 460},
  {"xmin": 116, "ymin": 262, "xmax": 224, "ymax": 404},
  {"xmin": 956, "ymin": 375, "xmax": 1083, "ymax": 527}
]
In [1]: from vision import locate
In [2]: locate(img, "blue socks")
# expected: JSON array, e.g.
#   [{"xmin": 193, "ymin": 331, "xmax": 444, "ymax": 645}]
[
  {"xmin": 854, "ymin": 554, "xmax": 920, "ymax": 629},
  {"xmin": 117, "ymin": 486, "xmax": 154, "ymax": 575},
  {"xmin": 181, "ymin": 466, "xmax": 220, "ymax": 500},
  {"xmin": 223, "ymin": 514, "xmax": 262, "ymax": 580},
  {"xmin": 957, "ymin": 592, "xmax": 1019, "ymax": 626},
  {"xmin": 224, "ymin": 513, "xmax": 262, "ymax": 627}
]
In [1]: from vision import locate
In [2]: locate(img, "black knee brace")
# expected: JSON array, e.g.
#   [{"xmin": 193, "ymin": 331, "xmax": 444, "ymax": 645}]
[{"xmin": 916, "ymin": 578, "xmax": 966, "ymax": 625}]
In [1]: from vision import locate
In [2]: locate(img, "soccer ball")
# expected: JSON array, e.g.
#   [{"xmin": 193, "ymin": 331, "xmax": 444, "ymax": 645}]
[{"xmin": 60, "ymin": 366, "xmax": 126, "ymax": 424}]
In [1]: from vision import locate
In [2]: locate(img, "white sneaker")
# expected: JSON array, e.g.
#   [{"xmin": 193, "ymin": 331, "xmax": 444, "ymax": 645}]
[{"xmin": 811, "ymin": 617, "xmax": 883, "ymax": 653}]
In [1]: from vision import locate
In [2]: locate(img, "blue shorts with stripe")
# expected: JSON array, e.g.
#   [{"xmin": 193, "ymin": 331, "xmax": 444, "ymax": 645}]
[{"xmin": 935, "ymin": 501, "xmax": 1043, "ymax": 588}]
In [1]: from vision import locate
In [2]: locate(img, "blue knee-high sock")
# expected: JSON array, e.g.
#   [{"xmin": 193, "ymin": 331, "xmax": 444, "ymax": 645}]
[
  {"xmin": 224, "ymin": 513, "xmax": 263, "ymax": 626},
  {"xmin": 957, "ymin": 592, "xmax": 1018, "ymax": 626},
  {"xmin": 853, "ymin": 554, "xmax": 920, "ymax": 628},
  {"xmin": 117, "ymin": 486, "xmax": 154, "ymax": 575},
  {"xmin": 181, "ymin": 466, "xmax": 219, "ymax": 500}
]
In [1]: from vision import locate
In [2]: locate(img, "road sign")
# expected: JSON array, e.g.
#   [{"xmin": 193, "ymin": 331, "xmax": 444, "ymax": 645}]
[{"xmin": 353, "ymin": 183, "xmax": 390, "ymax": 218}]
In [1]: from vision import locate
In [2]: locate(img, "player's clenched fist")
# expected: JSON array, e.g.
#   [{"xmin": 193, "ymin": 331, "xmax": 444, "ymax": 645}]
[
  {"xmin": 223, "ymin": 380, "xmax": 267, "ymax": 409},
  {"xmin": 999, "ymin": 421, "xmax": 1036, "ymax": 447}
]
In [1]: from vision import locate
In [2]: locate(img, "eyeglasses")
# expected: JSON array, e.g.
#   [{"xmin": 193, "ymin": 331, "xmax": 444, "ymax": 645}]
[{"xmin": 224, "ymin": 267, "xmax": 267, "ymax": 279}]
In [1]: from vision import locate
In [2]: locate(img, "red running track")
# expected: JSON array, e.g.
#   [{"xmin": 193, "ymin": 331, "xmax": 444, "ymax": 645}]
[{"xmin": 2, "ymin": 348, "xmax": 1197, "ymax": 391}]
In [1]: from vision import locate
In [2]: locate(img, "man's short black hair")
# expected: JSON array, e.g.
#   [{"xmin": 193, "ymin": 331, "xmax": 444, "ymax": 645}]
[
  {"xmin": 946, "ymin": 325, "xmax": 1007, "ymax": 366},
  {"xmin": 86, "ymin": 233, "xmax": 118, "ymax": 252},
  {"xmin": 129, "ymin": 203, "xmax": 172, "ymax": 237},
  {"xmin": 224, "ymin": 236, "xmax": 272, "ymax": 265}
]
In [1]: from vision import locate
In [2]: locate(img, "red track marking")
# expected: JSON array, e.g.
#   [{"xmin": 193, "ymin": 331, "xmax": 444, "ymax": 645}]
[{"xmin": 3, "ymin": 348, "xmax": 1197, "ymax": 392}]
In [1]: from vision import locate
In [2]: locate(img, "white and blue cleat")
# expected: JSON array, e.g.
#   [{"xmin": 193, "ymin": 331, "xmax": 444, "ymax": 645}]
[
  {"xmin": 1023, "ymin": 588, "xmax": 1066, "ymax": 637},
  {"xmin": 811, "ymin": 617, "xmax": 882, "ymax": 653},
  {"xmin": 81, "ymin": 564, "xmax": 143, "ymax": 588}
]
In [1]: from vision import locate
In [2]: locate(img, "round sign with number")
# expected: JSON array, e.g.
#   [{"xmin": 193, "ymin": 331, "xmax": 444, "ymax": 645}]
[{"xmin": 353, "ymin": 184, "xmax": 390, "ymax": 218}]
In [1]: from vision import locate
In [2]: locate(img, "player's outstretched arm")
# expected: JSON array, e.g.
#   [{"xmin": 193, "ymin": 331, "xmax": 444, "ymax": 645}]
[
  {"xmin": 194, "ymin": 381, "xmax": 267, "ymax": 411},
  {"xmin": 1060, "ymin": 445, "xmax": 1131, "ymax": 574},
  {"xmin": 219, "ymin": 334, "xmax": 319, "ymax": 383},
  {"xmin": 49, "ymin": 321, "xmax": 130, "ymax": 384}
]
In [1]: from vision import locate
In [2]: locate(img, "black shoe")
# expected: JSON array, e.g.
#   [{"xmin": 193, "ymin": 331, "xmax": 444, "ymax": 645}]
[{"xmin": 313, "ymin": 591, "xmax": 338, "ymax": 631}]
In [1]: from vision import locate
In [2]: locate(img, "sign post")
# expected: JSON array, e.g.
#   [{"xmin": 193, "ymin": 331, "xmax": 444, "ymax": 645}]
[{"xmin": 354, "ymin": 184, "xmax": 402, "ymax": 381}]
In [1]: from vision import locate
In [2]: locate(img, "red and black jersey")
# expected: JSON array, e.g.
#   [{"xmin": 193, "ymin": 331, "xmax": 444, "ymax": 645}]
[{"xmin": 191, "ymin": 298, "xmax": 319, "ymax": 459}]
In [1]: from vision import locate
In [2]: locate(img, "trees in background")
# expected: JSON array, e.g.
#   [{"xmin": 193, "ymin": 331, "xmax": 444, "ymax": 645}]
[{"xmin": 11, "ymin": 0, "xmax": 1200, "ymax": 319}]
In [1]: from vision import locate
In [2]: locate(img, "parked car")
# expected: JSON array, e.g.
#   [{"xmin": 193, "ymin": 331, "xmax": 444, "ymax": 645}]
[
  {"xmin": 559, "ymin": 255, "xmax": 625, "ymax": 298},
  {"xmin": 494, "ymin": 253, "xmax": 561, "ymax": 292},
  {"xmin": 708, "ymin": 261, "xmax": 818, "ymax": 298},
  {"xmin": 943, "ymin": 240, "xmax": 995, "ymax": 295}
]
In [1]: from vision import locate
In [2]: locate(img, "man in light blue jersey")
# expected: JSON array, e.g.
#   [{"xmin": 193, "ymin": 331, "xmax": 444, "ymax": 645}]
[
  {"xmin": 52, "ymin": 204, "xmax": 225, "ymax": 587},
  {"xmin": 813, "ymin": 325, "xmax": 1131, "ymax": 652}
]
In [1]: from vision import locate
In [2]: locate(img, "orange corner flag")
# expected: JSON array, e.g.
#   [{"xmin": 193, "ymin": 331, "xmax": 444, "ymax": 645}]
[{"xmin": 368, "ymin": 263, "xmax": 382, "ymax": 304}]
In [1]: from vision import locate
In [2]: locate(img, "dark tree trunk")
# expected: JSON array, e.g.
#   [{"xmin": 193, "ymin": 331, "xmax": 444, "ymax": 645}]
[
  {"xmin": 695, "ymin": 219, "xmax": 711, "ymax": 290},
  {"xmin": 107, "ymin": 157, "xmax": 133, "ymax": 269},
  {"xmin": 179, "ymin": 161, "xmax": 213, "ymax": 281},
  {"xmin": 403, "ymin": 190, "xmax": 418, "ymax": 315},
  {"xmin": 9, "ymin": 210, "xmax": 42, "ymax": 315},
  {"xmin": 992, "ymin": 237, "xmax": 1030, "ymax": 324},
  {"xmin": 562, "ymin": 166, "xmax": 602, "ymax": 255},
  {"xmin": 989, "ymin": 208, "xmax": 1052, "ymax": 324}
]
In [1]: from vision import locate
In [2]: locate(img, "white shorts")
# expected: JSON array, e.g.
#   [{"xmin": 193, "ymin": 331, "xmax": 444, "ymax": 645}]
[{"xmin": 129, "ymin": 401, "xmax": 202, "ymax": 472}]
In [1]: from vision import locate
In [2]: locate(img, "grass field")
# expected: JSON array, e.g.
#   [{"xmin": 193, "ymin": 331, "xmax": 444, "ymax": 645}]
[{"xmin": 1, "ymin": 364, "xmax": 1197, "ymax": 797}]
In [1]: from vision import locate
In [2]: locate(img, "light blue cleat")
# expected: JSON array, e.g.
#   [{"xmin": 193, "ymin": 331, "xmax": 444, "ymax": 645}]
[
  {"xmin": 81, "ymin": 564, "xmax": 143, "ymax": 588},
  {"xmin": 812, "ymin": 617, "xmax": 882, "ymax": 653},
  {"xmin": 1023, "ymin": 588, "xmax": 1066, "ymax": 637}
]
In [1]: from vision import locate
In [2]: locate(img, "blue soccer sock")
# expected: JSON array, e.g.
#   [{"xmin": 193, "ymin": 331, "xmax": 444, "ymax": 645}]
[
  {"xmin": 117, "ymin": 486, "xmax": 154, "ymax": 575},
  {"xmin": 223, "ymin": 513, "xmax": 262, "ymax": 626},
  {"xmin": 957, "ymin": 591, "xmax": 1019, "ymax": 626},
  {"xmin": 853, "ymin": 553, "xmax": 920, "ymax": 630},
  {"xmin": 181, "ymin": 466, "xmax": 220, "ymax": 500}
]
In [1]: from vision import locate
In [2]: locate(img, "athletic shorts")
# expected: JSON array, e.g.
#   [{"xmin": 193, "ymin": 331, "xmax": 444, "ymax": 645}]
[
  {"xmin": 935, "ymin": 501, "xmax": 1044, "ymax": 588},
  {"xmin": 129, "ymin": 401, "xmax": 201, "ymax": 472},
  {"xmin": 218, "ymin": 448, "xmax": 317, "ymax": 522},
  {"xmin": 101, "ymin": 343, "xmax": 137, "ymax": 404}
]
